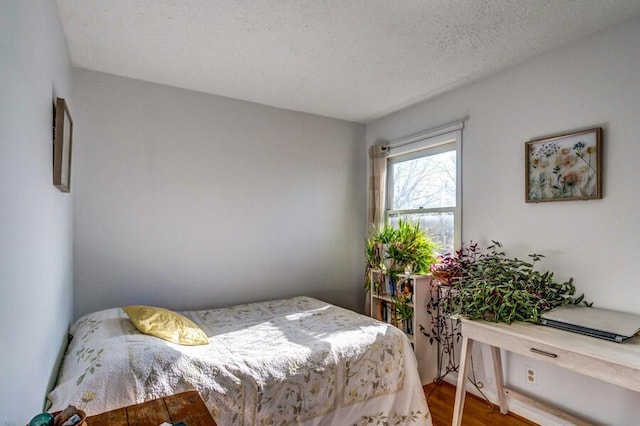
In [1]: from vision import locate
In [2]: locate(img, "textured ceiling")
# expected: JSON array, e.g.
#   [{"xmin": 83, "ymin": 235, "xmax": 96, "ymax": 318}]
[{"xmin": 57, "ymin": 1, "xmax": 640, "ymax": 123}]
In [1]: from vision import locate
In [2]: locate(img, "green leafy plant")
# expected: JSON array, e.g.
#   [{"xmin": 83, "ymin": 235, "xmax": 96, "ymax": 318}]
[
  {"xmin": 428, "ymin": 241, "xmax": 591, "ymax": 324},
  {"xmin": 365, "ymin": 218, "xmax": 438, "ymax": 291},
  {"xmin": 365, "ymin": 224, "xmax": 394, "ymax": 290},
  {"xmin": 365, "ymin": 223, "xmax": 397, "ymax": 270},
  {"xmin": 392, "ymin": 296, "xmax": 413, "ymax": 322},
  {"xmin": 374, "ymin": 223, "xmax": 398, "ymax": 244},
  {"xmin": 386, "ymin": 218, "xmax": 440, "ymax": 274}
]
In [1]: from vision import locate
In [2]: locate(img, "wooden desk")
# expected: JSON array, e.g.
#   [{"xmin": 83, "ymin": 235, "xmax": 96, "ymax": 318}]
[
  {"xmin": 452, "ymin": 318, "xmax": 640, "ymax": 426},
  {"xmin": 86, "ymin": 391, "xmax": 216, "ymax": 426}
]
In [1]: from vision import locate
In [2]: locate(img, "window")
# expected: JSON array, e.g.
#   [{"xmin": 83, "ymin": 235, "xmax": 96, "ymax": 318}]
[{"xmin": 385, "ymin": 124, "xmax": 462, "ymax": 254}]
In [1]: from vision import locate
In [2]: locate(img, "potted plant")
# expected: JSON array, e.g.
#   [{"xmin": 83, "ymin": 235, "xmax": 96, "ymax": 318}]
[
  {"xmin": 428, "ymin": 240, "xmax": 590, "ymax": 324},
  {"xmin": 386, "ymin": 217, "xmax": 440, "ymax": 275},
  {"xmin": 392, "ymin": 294, "xmax": 413, "ymax": 333},
  {"xmin": 365, "ymin": 218, "xmax": 439, "ymax": 293},
  {"xmin": 365, "ymin": 223, "xmax": 397, "ymax": 272}
]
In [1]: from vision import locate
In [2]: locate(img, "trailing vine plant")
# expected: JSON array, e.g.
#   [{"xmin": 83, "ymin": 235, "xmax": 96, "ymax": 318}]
[{"xmin": 430, "ymin": 240, "xmax": 591, "ymax": 323}]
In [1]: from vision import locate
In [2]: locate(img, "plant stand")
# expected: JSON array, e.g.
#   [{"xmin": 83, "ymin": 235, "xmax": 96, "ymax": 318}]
[
  {"xmin": 423, "ymin": 281, "xmax": 461, "ymax": 398},
  {"xmin": 423, "ymin": 279, "xmax": 491, "ymax": 405},
  {"xmin": 368, "ymin": 268, "xmax": 432, "ymax": 384}
]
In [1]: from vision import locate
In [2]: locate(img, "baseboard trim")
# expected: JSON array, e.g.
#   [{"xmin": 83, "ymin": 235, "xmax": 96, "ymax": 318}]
[{"xmin": 441, "ymin": 373, "xmax": 574, "ymax": 426}]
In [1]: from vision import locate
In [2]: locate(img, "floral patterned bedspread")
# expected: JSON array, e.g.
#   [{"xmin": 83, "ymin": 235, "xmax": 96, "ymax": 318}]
[{"xmin": 48, "ymin": 296, "xmax": 431, "ymax": 425}]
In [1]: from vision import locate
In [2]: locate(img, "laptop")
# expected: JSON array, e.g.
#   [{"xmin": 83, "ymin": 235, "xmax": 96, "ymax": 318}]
[{"xmin": 541, "ymin": 305, "xmax": 640, "ymax": 343}]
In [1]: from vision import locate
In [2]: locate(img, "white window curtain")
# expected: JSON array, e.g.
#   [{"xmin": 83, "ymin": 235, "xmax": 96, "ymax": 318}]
[
  {"xmin": 367, "ymin": 144, "xmax": 388, "ymax": 236},
  {"xmin": 365, "ymin": 144, "xmax": 387, "ymax": 315}
]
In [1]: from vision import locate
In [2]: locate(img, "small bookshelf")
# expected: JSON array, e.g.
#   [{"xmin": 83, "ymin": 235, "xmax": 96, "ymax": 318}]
[{"xmin": 369, "ymin": 269, "xmax": 434, "ymax": 384}]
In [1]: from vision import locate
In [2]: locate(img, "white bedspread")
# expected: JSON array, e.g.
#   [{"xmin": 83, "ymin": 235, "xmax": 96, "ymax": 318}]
[{"xmin": 48, "ymin": 296, "xmax": 431, "ymax": 425}]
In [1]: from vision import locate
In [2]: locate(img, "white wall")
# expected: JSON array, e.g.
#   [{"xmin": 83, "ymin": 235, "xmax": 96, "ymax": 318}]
[
  {"xmin": 366, "ymin": 18, "xmax": 640, "ymax": 425},
  {"xmin": 0, "ymin": 1, "xmax": 73, "ymax": 424},
  {"xmin": 72, "ymin": 69, "xmax": 366, "ymax": 319}
]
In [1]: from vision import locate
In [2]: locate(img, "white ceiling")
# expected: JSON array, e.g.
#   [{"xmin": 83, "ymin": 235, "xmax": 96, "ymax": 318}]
[{"xmin": 57, "ymin": 1, "xmax": 640, "ymax": 123}]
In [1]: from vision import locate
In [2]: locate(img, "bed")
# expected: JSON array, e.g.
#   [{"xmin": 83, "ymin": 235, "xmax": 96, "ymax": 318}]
[{"xmin": 47, "ymin": 296, "xmax": 431, "ymax": 425}]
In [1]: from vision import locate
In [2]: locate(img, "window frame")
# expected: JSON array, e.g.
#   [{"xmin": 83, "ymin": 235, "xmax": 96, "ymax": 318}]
[{"xmin": 385, "ymin": 127, "xmax": 463, "ymax": 252}]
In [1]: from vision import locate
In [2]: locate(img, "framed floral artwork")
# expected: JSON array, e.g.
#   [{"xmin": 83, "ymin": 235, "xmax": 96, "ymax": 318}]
[{"xmin": 525, "ymin": 127, "xmax": 602, "ymax": 202}]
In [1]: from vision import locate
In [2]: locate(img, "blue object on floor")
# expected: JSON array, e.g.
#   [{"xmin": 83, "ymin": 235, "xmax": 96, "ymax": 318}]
[{"xmin": 29, "ymin": 413, "xmax": 53, "ymax": 426}]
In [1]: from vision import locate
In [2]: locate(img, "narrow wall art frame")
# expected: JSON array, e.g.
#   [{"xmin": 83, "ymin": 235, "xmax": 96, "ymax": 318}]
[
  {"xmin": 53, "ymin": 97, "xmax": 73, "ymax": 192},
  {"xmin": 525, "ymin": 127, "xmax": 602, "ymax": 203}
]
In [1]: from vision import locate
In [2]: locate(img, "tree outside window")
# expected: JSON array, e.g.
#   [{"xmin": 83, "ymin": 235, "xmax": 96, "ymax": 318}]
[{"xmin": 387, "ymin": 145, "xmax": 457, "ymax": 254}]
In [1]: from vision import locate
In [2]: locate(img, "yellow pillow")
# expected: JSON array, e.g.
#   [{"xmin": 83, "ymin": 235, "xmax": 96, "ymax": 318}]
[{"xmin": 123, "ymin": 305, "xmax": 209, "ymax": 345}]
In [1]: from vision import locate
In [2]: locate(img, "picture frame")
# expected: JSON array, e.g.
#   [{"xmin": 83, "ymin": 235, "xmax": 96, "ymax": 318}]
[
  {"xmin": 53, "ymin": 97, "xmax": 73, "ymax": 192},
  {"xmin": 525, "ymin": 127, "xmax": 602, "ymax": 203}
]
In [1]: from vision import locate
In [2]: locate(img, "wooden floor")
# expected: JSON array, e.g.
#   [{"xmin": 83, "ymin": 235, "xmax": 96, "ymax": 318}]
[{"xmin": 424, "ymin": 382, "xmax": 538, "ymax": 426}]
